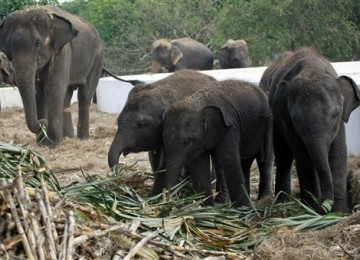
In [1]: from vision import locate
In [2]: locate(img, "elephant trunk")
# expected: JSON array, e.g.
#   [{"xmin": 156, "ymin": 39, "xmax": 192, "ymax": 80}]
[
  {"xmin": 108, "ymin": 134, "xmax": 125, "ymax": 168},
  {"xmin": 165, "ymin": 156, "xmax": 185, "ymax": 191},
  {"xmin": 151, "ymin": 60, "xmax": 163, "ymax": 73},
  {"xmin": 15, "ymin": 66, "xmax": 47, "ymax": 134},
  {"xmin": 305, "ymin": 138, "xmax": 334, "ymax": 205}
]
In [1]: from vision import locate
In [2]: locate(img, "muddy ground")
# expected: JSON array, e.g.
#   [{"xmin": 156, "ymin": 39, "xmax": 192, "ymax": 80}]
[{"xmin": 1, "ymin": 104, "xmax": 360, "ymax": 259}]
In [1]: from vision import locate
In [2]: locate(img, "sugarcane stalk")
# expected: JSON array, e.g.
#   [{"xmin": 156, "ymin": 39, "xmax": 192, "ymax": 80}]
[
  {"xmin": 41, "ymin": 177, "xmax": 59, "ymax": 251},
  {"xmin": 30, "ymin": 212, "xmax": 46, "ymax": 260},
  {"xmin": 66, "ymin": 211, "xmax": 75, "ymax": 260},
  {"xmin": 35, "ymin": 188, "xmax": 57, "ymax": 260},
  {"xmin": 1, "ymin": 179, "xmax": 35, "ymax": 260},
  {"xmin": 123, "ymin": 231, "xmax": 159, "ymax": 260},
  {"xmin": 59, "ymin": 220, "xmax": 69, "ymax": 260}
]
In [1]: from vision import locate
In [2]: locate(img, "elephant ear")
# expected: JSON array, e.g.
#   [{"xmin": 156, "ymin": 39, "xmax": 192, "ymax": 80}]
[
  {"xmin": 50, "ymin": 13, "xmax": 78, "ymax": 54},
  {"xmin": 0, "ymin": 54, "xmax": 11, "ymax": 76},
  {"xmin": 202, "ymin": 106, "xmax": 231, "ymax": 150},
  {"xmin": 338, "ymin": 75, "xmax": 360, "ymax": 123},
  {"xmin": 170, "ymin": 45, "xmax": 183, "ymax": 65},
  {"xmin": 0, "ymin": 19, "xmax": 12, "ymax": 59}
]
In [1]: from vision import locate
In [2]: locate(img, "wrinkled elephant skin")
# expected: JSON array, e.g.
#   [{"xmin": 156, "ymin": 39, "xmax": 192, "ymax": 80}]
[
  {"xmin": 0, "ymin": 5, "xmax": 104, "ymax": 147},
  {"xmin": 265, "ymin": 47, "xmax": 360, "ymax": 213},
  {"xmin": 163, "ymin": 80, "xmax": 273, "ymax": 207}
]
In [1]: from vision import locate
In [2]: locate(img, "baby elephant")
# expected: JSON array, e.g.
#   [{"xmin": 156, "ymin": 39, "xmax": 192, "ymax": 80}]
[
  {"xmin": 266, "ymin": 47, "xmax": 360, "ymax": 213},
  {"xmin": 162, "ymin": 80, "xmax": 273, "ymax": 206}
]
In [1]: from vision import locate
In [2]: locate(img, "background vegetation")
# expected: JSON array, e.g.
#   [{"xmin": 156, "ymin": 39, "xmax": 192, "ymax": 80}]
[{"xmin": 1, "ymin": 0, "xmax": 360, "ymax": 75}]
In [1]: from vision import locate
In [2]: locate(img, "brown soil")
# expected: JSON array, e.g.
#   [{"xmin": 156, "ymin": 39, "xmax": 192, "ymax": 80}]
[{"xmin": 0, "ymin": 104, "xmax": 152, "ymax": 187}]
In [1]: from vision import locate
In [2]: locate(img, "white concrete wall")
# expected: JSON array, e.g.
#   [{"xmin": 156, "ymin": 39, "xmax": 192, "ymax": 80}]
[{"xmin": 2, "ymin": 62, "xmax": 360, "ymax": 154}]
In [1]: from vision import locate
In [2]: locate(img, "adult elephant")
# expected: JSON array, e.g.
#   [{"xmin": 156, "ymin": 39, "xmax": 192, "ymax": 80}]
[
  {"xmin": 151, "ymin": 38, "xmax": 213, "ymax": 73},
  {"xmin": 266, "ymin": 47, "xmax": 360, "ymax": 213},
  {"xmin": 162, "ymin": 80, "xmax": 273, "ymax": 206},
  {"xmin": 219, "ymin": 39, "xmax": 250, "ymax": 69},
  {"xmin": 108, "ymin": 70, "xmax": 221, "ymax": 197},
  {"xmin": 0, "ymin": 5, "xmax": 104, "ymax": 147}
]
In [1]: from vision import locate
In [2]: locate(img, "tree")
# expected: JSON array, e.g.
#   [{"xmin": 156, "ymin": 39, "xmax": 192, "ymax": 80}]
[
  {"xmin": 214, "ymin": 0, "xmax": 360, "ymax": 65},
  {"xmin": 0, "ymin": 0, "xmax": 59, "ymax": 19}
]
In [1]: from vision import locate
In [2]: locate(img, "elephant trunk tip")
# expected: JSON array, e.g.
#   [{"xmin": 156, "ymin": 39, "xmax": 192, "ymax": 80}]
[{"xmin": 27, "ymin": 118, "xmax": 48, "ymax": 134}]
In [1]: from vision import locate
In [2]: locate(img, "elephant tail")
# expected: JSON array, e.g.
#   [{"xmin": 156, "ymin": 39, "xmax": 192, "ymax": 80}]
[{"xmin": 102, "ymin": 67, "xmax": 144, "ymax": 86}]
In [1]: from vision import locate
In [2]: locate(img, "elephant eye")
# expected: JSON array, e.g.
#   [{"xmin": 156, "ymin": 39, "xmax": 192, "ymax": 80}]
[
  {"xmin": 137, "ymin": 120, "xmax": 147, "ymax": 128},
  {"xmin": 35, "ymin": 39, "xmax": 41, "ymax": 50},
  {"xmin": 182, "ymin": 138, "xmax": 193, "ymax": 148}
]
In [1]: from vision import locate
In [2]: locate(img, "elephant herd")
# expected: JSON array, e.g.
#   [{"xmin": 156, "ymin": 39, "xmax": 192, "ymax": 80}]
[
  {"xmin": 1, "ymin": 6, "xmax": 359, "ymax": 214},
  {"xmin": 151, "ymin": 38, "xmax": 250, "ymax": 73}
]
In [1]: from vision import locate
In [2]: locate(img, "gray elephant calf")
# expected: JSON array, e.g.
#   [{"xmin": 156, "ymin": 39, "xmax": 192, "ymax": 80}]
[
  {"xmin": 162, "ymin": 80, "xmax": 273, "ymax": 206},
  {"xmin": 266, "ymin": 47, "xmax": 360, "ymax": 213},
  {"xmin": 108, "ymin": 70, "xmax": 217, "ymax": 196},
  {"xmin": 151, "ymin": 38, "xmax": 213, "ymax": 73}
]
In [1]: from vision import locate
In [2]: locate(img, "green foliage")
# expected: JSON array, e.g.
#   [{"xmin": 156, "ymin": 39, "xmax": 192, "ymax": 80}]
[
  {"xmin": 0, "ymin": 0, "xmax": 59, "ymax": 19},
  {"xmin": 214, "ymin": 0, "xmax": 360, "ymax": 65},
  {"xmin": 2, "ymin": 0, "xmax": 360, "ymax": 74}
]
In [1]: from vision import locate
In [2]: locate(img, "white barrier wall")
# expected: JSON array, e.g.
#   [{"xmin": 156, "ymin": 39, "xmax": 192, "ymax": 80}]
[{"xmin": 2, "ymin": 62, "xmax": 360, "ymax": 154}]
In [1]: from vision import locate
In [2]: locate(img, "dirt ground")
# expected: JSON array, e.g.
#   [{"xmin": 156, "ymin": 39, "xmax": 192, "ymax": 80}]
[{"xmin": 0, "ymin": 103, "xmax": 152, "ymax": 186}]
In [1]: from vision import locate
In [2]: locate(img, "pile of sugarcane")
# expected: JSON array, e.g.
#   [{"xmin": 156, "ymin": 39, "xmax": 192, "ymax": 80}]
[{"xmin": 0, "ymin": 142, "xmax": 357, "ymax": 259}]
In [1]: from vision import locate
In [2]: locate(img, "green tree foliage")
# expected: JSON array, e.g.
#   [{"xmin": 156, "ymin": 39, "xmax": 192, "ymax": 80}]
[
  {"xmin": 2, "ymin": 0, "xmax": 360, "ymax": 74},
  {"xmin": 214, "ymin": 0, "xmax": 360, "ymax": 65},
  {"xmin": 0, "ymin": 0, "xmax": 59, "ymax": 19}
]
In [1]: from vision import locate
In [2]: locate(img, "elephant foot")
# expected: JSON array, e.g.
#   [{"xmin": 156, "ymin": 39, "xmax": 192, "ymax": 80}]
[
  {"xmin": 331, "ymin": 201, "xmax": 350, "ymax": 213},
  {"xmin": 257, "ymin": 190, "xmax": 273, "ymax": 201},
  {"xmin": 214, "ymin": 192, "xmax": 231, "ymax": 204}
]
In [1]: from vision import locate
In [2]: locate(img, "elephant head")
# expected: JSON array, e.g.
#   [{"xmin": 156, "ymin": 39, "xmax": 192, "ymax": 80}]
[
  {"xmin": 163, "ymin": 103, "xmax": 230, "ymax": 197},
  {"xmin": 0, "ymin": 52, "xmax": 15, "ymax": 85},
  {"xmin": 108, "ymin": 90, "xmax": 165, "ymax": 168},
  {"xmin": 219, "ymin": 39, "xmax": 250, "ymax": 69},
  {"xmin": 151, "ymin": 39, "xmax": 183, "ymax": 73},
  {"xmin": 0, "ymin": 6, "xmax": 78, "ymax": 134}
]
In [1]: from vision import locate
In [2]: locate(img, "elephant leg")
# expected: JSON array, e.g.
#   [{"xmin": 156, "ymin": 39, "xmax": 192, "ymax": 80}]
[
  {"xmin": 241, "ymin": 158, "xmax": 253, "ymax": 195},
  {"xmin": 256, "ymin": 117, "xmax": 274, "ymax": 199},
  {"xmin": 77, "ymin": 85, "xmax": 93, "ymax": 139},
  {"xmin": 293, "ymin": 153, "xmax": 319, "ymax": 207},
  {"xmin": 77, "ymin": 59, "xmax": 102, "ymax": 139},
  {"xmin": 63, "ymin": 87, "xmax": 74, "ymax": 138},
  {"xmin": 148, "ymin": 146, "xmax": 166, "ymax": 173},
  {"xmin": 213, "ymin": 132, "xmax": 250, "ymax": 207},
  {"xmin": 188, "ymin": 153, "xmax": 213, "ymax": 206},
  {"xmin": 149, "ymin": 146, "xmax": 167, "ymax": 196},
  {"xmin": 274, "ymin": 127, "xmax": 294, "ymax": 202},
  {"xmin": 44, "ymin": 81, "xmax": 66, "ymax": 147},
  {"xmin": 212, "ymin": 157, "xmax": 230, "ymax": 204},
  {"xmin": 329, "ymin": 125, "xmax": 349, "ymax": 213}
]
